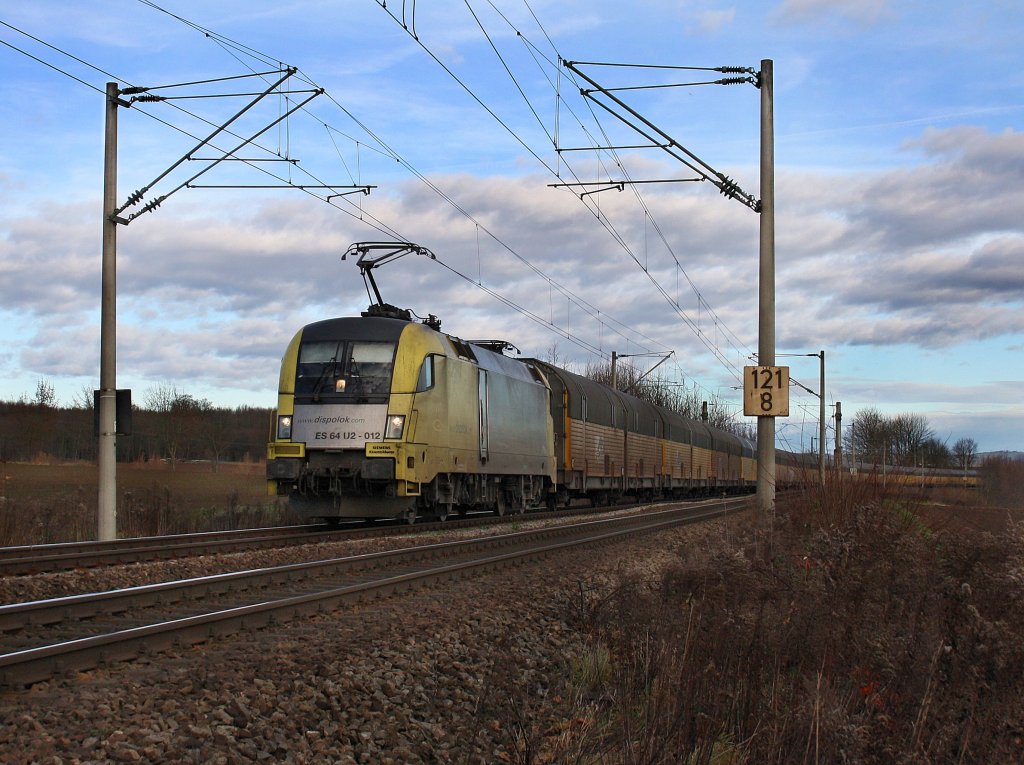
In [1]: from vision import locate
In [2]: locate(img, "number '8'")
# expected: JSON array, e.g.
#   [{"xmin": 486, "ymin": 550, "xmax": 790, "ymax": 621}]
[{"xmin": 760, "ymin": 391, "xmax": 773, "ymax": 412}]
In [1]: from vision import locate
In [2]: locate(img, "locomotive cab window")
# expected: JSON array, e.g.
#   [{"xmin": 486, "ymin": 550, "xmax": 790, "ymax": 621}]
[
  {"xmin": 295, "ymin": 340, "xmax": 396, "ymax": 398},
  {"xmin": 349, "ymin": 342, "xmax": 394, "ymax": 394},
  {"xmin": 416, "ymin": 355, "xmax": 436, "ymax": 392}
]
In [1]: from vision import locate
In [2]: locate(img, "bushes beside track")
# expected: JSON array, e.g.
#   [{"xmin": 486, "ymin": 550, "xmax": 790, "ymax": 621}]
[
  {"xmin": 0, "ymin": 462, "xmax": 295, "ymax": 545},
  {"xmin": 537, "ymin": 480, "xmax": 1024, "ymax": 762}
]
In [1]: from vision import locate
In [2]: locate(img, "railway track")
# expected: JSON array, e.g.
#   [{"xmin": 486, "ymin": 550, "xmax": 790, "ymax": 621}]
[
  {"xmin": 0, "ymin": 497, "xmax": 725, "ymax": 576},
  {"xmin": 0, "ymin": 515, "xmax": 514, "ymax": 576},
  {"xmin": 0, "ymin": 496, "xmax": 748, "ymax": 688},
  {"xmin": 0, "ymin": 524, "xmax": 340, "ymax": 576}
]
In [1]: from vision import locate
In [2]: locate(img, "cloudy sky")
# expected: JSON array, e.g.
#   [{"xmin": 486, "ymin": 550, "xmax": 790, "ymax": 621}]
[{"xmin": 1, "ymin": 0, "xmax": 1021, "ymax": 454}]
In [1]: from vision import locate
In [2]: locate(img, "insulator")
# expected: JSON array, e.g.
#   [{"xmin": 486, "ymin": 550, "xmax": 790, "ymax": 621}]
[
  {"xmin": 119, "ymin": 86, "xmax": 149, "ymax": 95},
  {"xmin": 140, "ymin": 196, "xmax": 164, "ymax": 214},
  {"xmin": 125, "ymin": 189, "xmax": 145, "ymax": 206},
  {"xmin": 133, "ymin": 95, "xmax": 164, "ymax": 103},
  {"xmin": 717, "ymin": 77, "xmax": 749, "ymax": 85},
  {"xmin": 718, "ymin": 66, "xmax": 747, "ymax": 73}
]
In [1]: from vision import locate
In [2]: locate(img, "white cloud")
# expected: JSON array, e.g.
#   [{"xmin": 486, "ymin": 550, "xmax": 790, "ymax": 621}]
[
  {"xmin": 3, "ymin": 125, "xmax": 1021, "ymax": 385},
  {"xmin": 775, "ymin": 0, "xmax": 894, "ymax": 25},
  {"xmin": 687, "ymin": 8, "xmax": 737, "ymax": 35}
]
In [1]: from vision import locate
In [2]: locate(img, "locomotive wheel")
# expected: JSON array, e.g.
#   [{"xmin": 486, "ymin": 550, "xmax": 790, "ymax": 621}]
[{"xmin": 494, "ymin": 493, "xmax": 507, "ymax": 517}]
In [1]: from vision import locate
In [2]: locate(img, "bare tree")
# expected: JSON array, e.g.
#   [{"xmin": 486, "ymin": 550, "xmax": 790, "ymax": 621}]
[
  {"xmin": 953, "ymin": 437, "xmax": 979, "ymax": 471},
  {"xmin": 890, "ymin": 413, "xmax": 935, "ymax": 466},
  {"xmin": 72, "ymin": 386, "xmax": 95, "ymax": 411},
  {"xmin": 844, "ymin": 408, "xmax": 960, "ymax": 468},
  {"xmin": 33, "ymin": 378, "xmax": 57, "ymax": 408},
  {"xmin": 919, "ymin": 436, "xmax": 953, "ymax": 468},
  {"xmin": 143, "ymin": 384, "xmax": 209, "ymax": 466},
  {"xmin": 844, "ymin": 406, "xmax": 892, "ymax": 465}
]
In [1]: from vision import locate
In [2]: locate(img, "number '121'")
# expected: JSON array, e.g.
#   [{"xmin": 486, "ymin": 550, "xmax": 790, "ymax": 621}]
[{"xmin": 750, "ymin": 367, "xmax": 783, "ymax": 389}]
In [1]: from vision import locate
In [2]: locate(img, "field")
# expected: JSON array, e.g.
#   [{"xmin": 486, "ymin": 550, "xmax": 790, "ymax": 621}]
[{"xmin": 0, "ymin": 460, "xmax": 295, "ymax": 544}]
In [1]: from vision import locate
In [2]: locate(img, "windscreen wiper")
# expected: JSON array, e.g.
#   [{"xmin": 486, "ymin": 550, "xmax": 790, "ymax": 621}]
[{"xmin": 311, "ymin": 341, "xmax": 343, "ymax": 402}]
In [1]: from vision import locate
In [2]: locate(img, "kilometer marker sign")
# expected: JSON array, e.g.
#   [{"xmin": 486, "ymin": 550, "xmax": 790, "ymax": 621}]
[{"xmin": 743, "ymin": 366, "xmax": 790, "ymax": 417}]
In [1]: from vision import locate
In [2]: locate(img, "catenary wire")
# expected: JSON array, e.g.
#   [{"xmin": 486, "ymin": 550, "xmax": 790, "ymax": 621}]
[
  {"xmin": 5, "ymin": 5, "xmax": 773, "ymax": 414},
  {"xmin": 390, "ymin": 2, "xmax": 756, "ymax": 382}
]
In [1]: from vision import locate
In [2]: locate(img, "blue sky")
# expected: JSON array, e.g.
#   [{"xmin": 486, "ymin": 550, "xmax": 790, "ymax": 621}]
[{"xmin": 0, "ymin": 0, "xmax": 1022, "ymax": 454}]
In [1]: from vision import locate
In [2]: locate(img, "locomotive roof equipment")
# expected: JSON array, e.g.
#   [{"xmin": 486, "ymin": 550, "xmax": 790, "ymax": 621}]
[{"xmin": 342, "ymin": 241, "xmax": 439, "ymax": 328}]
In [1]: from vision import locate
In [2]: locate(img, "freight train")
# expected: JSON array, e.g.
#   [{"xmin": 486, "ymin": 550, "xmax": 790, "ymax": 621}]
[
  {"xmin": 265, "ymin": 301, "xmax": 814, "ymax": 524},
  {"xmin": 265, "ymin": 302, "xmax": 973, "ymax": 524}
]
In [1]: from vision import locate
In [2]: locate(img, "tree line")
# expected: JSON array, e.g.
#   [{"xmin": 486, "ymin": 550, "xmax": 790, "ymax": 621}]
[
  {"xmin": 842, "ymin": 406, "xmax": 978, "ymax": 470},
  {"xmin": 574, "ymin": 359, "xmax": 984, "ymax": 470},
  {"xmin": 2, "ymin": 379, "xmax": 984, "ymax": 472},
  {"xmin": 0, "ymin": 382, "xmax": 272, "ymax": 465}
]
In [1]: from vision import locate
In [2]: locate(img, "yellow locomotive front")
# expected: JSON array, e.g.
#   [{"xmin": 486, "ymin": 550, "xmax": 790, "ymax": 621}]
[
  {"xmin": 267, "ymin": 312, "xmax": 556, "ymax": 523},
  {"xmin": 267, "ymin": 315, "xmax": 437, "ymax": 522}
]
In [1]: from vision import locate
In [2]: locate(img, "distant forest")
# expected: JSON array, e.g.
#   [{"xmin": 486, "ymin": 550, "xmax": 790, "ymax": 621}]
[
  {"xmin": 1, "ymin": 377, "xmax": 987, "ymax": 470},
  {"xmin": 0, "ymin": 382, "xmax": 271, "ymax": 464}
]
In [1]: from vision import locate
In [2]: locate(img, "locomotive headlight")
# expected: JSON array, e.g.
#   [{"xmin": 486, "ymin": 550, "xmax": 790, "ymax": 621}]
[
  {"xmin": 277, "ymin": 415, "xmax": 293, "ymax": 440},
  {"xmin": 385, "ymin": 414, "xmax": 405, "ymax": 440}
]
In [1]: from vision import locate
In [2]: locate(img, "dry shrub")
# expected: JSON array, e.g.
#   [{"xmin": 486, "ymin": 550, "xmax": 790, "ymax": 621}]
[
  {"xmin": 0, "ymin": 491, "xmax": 95, "ymax": 545},
  {"xmin": 0, "ymin": 486, "xmax": 296, "ymax": 545},
  {"xmin": 979, "ymin": 456, "xmax": 1024, "ymax": 509},
  {"xmin": 118, "ymin": 485, "xmax": 296, "ymax": 537},
  {"xmin": 547, "ymin": 489, "xmax": 1024, "ymax": 764},
  {"xmin": 0, "ymin": 461, "xmax": 295, "ymax": 544}
]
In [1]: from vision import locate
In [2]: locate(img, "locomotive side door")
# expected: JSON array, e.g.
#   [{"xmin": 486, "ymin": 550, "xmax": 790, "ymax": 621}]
[{"xmin": 478, "ymin": 369, "xmax": 490, "ymax": 462}]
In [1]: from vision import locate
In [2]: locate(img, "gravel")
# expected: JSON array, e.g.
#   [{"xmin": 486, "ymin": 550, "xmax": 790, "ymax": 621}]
[{"xmin": 0, "ymin": 510, "xmax": 741, "ymax": 764}]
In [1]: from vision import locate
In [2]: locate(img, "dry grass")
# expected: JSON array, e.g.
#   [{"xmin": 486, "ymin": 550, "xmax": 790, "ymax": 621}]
[
  {"xmin": 532, "ymin": 476, "xmax": 1024, "ymax": 764},
  {"xmin": 0, "ymin": 460, "xmax": 296, "ymax": 544}
]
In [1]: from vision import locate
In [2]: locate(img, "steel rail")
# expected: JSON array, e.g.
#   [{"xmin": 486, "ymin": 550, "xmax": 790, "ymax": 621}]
[
  {"xmin": 0, "ymin": 514, "xmax": 503, "ymax": 575},
  {"xmin": 0, "ymin": 523, "xmax": 322, "ymax": 556},
  {"xmin": 0, "ymin": 495, "xmax": 727, "ymax": 576},
  {"xmin": 0, "ymin": 498, "xmax": 748, "ymax": 687},
  {"xmin": 0, "ymin": 524, "xmax": 338, "ymax": 571}
]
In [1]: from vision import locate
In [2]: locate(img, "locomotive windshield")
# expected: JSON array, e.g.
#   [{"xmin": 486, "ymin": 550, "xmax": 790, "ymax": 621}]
[{"xmin": 295, "ymin": 340, "xmax": 396, "ymax": 398}]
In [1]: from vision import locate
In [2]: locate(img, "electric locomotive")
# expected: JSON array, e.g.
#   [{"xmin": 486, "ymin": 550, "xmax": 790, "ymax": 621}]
[{"xmin": 266, "ymin": 305, "xmax": 556, "ymax": 523}]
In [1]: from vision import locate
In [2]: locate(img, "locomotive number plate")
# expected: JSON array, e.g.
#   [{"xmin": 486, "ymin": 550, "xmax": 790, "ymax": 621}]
[{"xmin": 292, "ymin": 404, "xmax": 388, "ymax": 447}]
